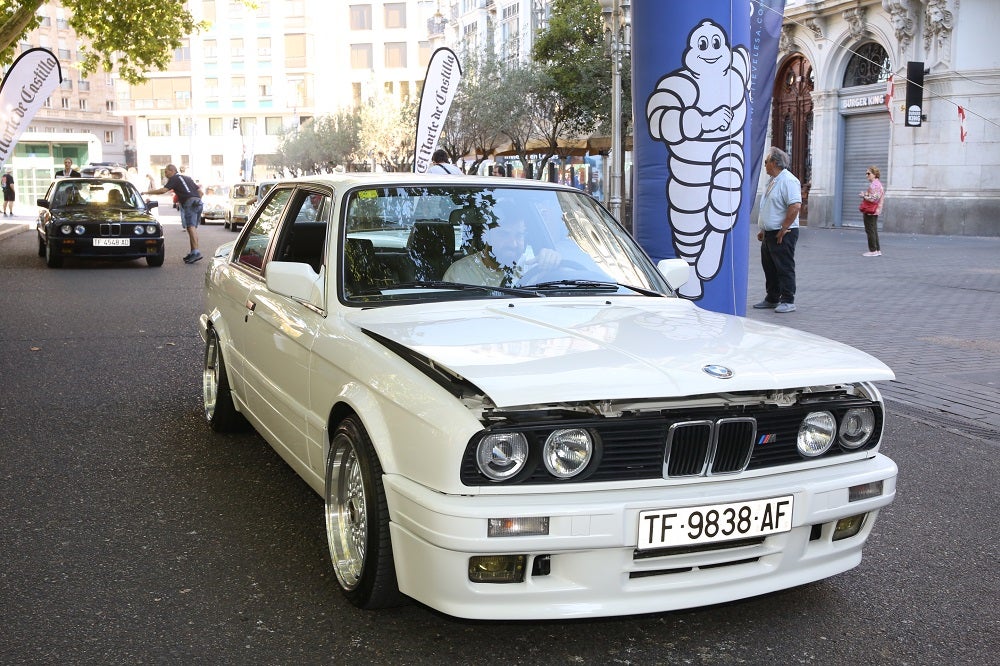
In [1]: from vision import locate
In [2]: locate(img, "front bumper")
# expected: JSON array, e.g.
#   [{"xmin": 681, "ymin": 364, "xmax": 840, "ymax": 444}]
[
  {"xmin": 384, "ymin": 454, "xmax": 897, "ymax": 620},
  {"xmin": 48, "ymin": 236, "xmax": 164, "ymax": 260}
]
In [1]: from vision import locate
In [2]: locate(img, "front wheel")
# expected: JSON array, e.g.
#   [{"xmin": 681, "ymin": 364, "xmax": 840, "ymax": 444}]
[
  {"xmin": 146, "ymin": 253, "xmax": 164, "ymax": 267},
  {"xmin": 45, "ymin": 240, "xmax": 63, "ymax": 268},
  {"xmin": 325, "ymin": 416, "xmax": 402, "ymax": 609},
  {"xmin": 203, "ymin": 329, "xmax": 249, "ymax": 432}
]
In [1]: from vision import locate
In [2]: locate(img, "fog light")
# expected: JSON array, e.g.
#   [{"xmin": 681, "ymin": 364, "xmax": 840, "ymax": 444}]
[
  {"xmin": 849, "ymin": 480, "xmax": 883, "ymax": 502},
  {"xmin": 468, "ymin": 555, "xmax": 526, "ymax": 583},
  {"xmin": 488, "ymin": 516, "xmax": 549, "ymax": 537},
  {"xmin": 832, "ymin": 514, "xmax": 867, "ymax": 541}
]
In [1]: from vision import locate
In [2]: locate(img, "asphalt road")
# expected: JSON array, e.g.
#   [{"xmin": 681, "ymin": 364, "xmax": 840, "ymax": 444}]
[{"xmin": 0, "ymin": 216, "xmax": 996, "ymax": 665}]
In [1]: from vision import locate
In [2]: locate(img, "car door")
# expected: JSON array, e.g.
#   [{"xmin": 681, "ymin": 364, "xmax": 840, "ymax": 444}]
[
  {"xmin": 217, "ymin": 188, "xmax": 294, "ymax": 398},
  {"xmin": 240, "ymin": 187, "xmax": 332, "ymax": 472}
]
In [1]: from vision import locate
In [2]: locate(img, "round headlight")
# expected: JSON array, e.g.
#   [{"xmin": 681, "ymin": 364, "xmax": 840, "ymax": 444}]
[
  {"xmin": 74, "ymin": 225, "xmax": 86, "ymax": 235},
  {"xmin": 543, "ymin": 429, "xmax": 594, "ymax": 478},
  {"xmin": 134, "ymin": 225, "xmax": 145, "ymax": 235},
  {"xmin": 145, "ymin": 224, "xmax": 158, "ymax": 235},
  {"xmin": 476, "ymin": 432, "xmax": 529, "ymax": 481},
  {"xmin": 797, "ymin": 411, "xmax": 836, "ymax": 457},
  {"xmin": 60, "ymin": 224, "xmax": 73, "ymax": 235},
  {"xmin": 839, "ymin": 407, "xmax": 876, "ymax": 449}
]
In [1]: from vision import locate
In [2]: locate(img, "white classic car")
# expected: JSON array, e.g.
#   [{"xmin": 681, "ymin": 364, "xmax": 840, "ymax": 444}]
[{"xmin": 200, "ymin": 173, "xmax": 896, "ymax": 620}]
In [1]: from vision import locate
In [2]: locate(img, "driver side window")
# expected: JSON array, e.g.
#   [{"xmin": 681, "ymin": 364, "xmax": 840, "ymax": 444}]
[{"xmin": 234, "ymin": 188, "xmax": 292, "ymax": 272}]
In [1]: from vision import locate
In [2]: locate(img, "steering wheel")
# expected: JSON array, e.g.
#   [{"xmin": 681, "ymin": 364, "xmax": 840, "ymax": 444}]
[{"xmin": 518, "ymin": 260, "xmax": 593, "ymax": 286}]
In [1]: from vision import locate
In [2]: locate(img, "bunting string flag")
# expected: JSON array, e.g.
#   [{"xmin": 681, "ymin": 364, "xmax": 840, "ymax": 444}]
[
  {"xmin": 885, "ymin": 73, "xmax": 894, "ymax": 124},
  {"xmin": 958, "ymin": 105, "xmax": 967, "ymax": 143}
]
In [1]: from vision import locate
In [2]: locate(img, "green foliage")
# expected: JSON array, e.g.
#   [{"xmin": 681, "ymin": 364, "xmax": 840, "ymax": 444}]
[
  {"xmin": 0, "ymin": 0, "xmax": 247, "ymax": 84},
  {"xmin": 275, "ymin": 110, "xmax": 362, "ymax": 176}
]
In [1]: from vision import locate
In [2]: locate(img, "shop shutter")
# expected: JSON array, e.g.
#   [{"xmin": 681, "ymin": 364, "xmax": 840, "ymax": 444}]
[{"xmin": 840, "ymin": 114, "xmax": 889, "ymax": 227}]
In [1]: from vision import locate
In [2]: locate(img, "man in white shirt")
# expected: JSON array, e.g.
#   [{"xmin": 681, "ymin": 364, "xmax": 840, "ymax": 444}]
[{"xmin": 753, "ymin": 147, "xmax": 802, "ymax": 313}]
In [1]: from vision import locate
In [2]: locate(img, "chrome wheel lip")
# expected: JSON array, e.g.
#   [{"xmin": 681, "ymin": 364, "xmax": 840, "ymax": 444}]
[
  {"xmin": 203, "ymin": 335, "xmax": 220, "ymax": 420},
  {"xmin": 326, "ymin": 439, "xmax": 367, "ymax": 590}
]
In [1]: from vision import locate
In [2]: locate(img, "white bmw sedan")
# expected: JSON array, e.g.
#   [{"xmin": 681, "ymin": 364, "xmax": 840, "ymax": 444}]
[{"xmin": 200, "ymin": 173, "xmax": 896, "ymax": 620}]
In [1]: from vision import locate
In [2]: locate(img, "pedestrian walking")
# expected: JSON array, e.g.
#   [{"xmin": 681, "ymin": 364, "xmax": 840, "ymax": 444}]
[
  {"xmin": 753, "ymin": 147, "xmax": 802, "ymax": 313},
  {"xmin": 1, "ymin": 167, "xmax": 15, "ymax": 216},
  {"xmin": 144, "ymin": 164, "xmax": 204, "ymax": 263},
  {"xmin": 428, "ymin": 149, "xmax": 463, "ymax": 175},
  {"xmin": 859, "ymin": 165, "xmax": 884, "ymax": 256}
]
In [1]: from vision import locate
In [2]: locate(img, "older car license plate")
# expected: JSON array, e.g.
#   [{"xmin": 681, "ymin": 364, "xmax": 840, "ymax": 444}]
[
  {"xmin": 93, "ymin": 238, "xmax": 130, "ymax": 247},
  {"xmin": 637, "ymin": 496, "xmax": 793, "ymax": 550}
]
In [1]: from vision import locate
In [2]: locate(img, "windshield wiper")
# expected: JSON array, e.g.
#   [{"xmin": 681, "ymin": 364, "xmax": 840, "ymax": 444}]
[
  {"xmin": 390, "ymin": 280, "xmax": 542, "ymax": 298},
  {"xmin": 524, "ymin": 279, "xmax": 667, "ymax": 297}
]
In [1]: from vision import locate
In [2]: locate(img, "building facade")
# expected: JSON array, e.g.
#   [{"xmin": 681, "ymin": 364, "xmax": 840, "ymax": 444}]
[
  {"xmin": 777, "ymin": 0, "xmax": 999, "ymax": 236},
  {"xmin": 5, "ymin": 2, "xmax": 127, "ymax": 208}
]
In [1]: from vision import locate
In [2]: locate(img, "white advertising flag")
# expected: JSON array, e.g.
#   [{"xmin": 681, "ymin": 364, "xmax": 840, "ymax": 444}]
[
  {"xmin": 412, "ymin": 47, "xmax": 462, "ymax": 173},
  {"xmin": 0, "ymin": 48, "xmax": 62, "ymax": 166}
]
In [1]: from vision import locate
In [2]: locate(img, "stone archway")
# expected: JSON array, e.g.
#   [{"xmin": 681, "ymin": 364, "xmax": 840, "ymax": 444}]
[{"xmin": 771, "ymin": 54, "xmax": 814, "ymax": 222}]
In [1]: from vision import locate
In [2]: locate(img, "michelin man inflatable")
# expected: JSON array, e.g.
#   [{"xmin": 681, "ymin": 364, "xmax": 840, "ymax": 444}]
[{"xmin": 646, "ymin": 20, "xmax": 751, "ymax": 300}]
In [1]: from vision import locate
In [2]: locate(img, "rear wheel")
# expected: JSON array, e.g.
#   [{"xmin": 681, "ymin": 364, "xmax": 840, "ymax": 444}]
[
  {"xmin": 202, "ymin": 329, "xmax": 249, "ymax": 432},
  {"xmin": 325, "ymin": 416, "xmax": 402, "ymax": 609}
]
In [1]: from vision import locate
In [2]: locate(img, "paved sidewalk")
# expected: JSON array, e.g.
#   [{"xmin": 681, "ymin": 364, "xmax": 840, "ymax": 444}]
[{"xmin": 745, "ymin": 226, "xmax": 1000, "ymax": 438}]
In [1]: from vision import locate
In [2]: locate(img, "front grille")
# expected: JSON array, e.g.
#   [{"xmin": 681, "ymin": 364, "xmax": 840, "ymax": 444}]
[
  {"xmin": 100, "ymin": 223, "xmax": 121, "ymax": 236},
  {"xmin": 460, "ymin": 398, "xmax": 884, "ymax": 485}
]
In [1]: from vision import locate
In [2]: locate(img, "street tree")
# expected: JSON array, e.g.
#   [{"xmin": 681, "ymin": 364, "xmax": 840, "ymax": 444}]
[
  {"xmin": 358, "ymin": 90, "xmax": 417, "ymax": 172},
  {"xmin": 274, "ymin": 110, "xmax": 362, "ymax": 176},
  {"xmin": 0, "ymin": 0, "xmax": 252, "ymax": 84}
]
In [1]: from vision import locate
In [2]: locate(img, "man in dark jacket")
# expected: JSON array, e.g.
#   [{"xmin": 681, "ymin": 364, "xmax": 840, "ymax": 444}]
[{"xmin": 145, "ymin": 164, "xmax": 204, "ymax": 263}]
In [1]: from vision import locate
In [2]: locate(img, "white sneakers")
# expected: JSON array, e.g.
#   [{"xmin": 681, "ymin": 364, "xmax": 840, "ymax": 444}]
[{"xmin": 862, "ymin": 251, "xmax": 883, "ymax": 256}]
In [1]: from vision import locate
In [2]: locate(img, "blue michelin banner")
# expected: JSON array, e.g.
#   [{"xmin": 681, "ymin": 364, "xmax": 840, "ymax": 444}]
[{"xmin": 632, "ymin": 0, "xmax": 786, "ymax": 315}]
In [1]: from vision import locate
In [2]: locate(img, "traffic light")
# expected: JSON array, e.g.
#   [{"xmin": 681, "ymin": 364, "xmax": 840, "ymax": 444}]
[{"xmin": 232, "ymin": 118, "xmax": 240, "ymax": 130}]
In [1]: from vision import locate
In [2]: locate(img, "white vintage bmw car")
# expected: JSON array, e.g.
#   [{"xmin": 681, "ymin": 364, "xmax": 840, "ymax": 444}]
[{"xmin": 200, "ymin": 173, "xmax": 896, "ymax": 620}]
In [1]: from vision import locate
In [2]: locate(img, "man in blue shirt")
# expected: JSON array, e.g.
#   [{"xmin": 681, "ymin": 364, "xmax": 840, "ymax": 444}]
[
  {"xmin": 753, "ymin": 147, "xmax": 802, "ymax": 313},
  {"xmin": 145, "ymin": 164, "xmax": 204, "ymax": 263}
]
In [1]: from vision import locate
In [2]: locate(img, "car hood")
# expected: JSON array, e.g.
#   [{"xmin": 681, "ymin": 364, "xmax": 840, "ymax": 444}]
[
  {"xmin": 49, "ymin": 209, "xmax": 156, "ymax": 224},
  {"xmin": 351, "ymin": 298, "xmax": 894, "ymax": 408}
]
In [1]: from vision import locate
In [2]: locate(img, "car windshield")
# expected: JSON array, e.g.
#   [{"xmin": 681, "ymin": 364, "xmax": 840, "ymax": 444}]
[
  {"xmin": 341, "ymin": 185, "xmax": 670, "ymax": 304},
  {"xmin": 51, "ymin": 181, "xmax": 143, "ymax": 210}
]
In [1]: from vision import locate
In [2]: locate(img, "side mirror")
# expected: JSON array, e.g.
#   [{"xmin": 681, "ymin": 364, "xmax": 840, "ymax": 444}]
[
  {"xmin": 145, "ymin": 200, "xmax": 159, "ymax": 211},
  {"xmin": 266, "ymin": 260, "xmax": 325, "ymax": 309},
  {"xmin": 36, "ymin": 198, "xmax": 50, "ymax": 209},
  {"xmin": 657, "ymin": 258, "xmax": 690, "ymax": 292}
]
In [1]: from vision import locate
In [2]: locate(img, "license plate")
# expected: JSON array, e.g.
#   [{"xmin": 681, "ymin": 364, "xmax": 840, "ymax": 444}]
[
  {"xmin": 93, "ymin": 238, "xmax": 130, "ymax": 247},
  {"xmin": 637, "ymin": 495, "xmax": 793, "ymax": 550}
]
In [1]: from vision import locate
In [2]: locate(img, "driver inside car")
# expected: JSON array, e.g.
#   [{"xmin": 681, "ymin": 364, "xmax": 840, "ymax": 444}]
[{"xmin": 442, "ymin": 216, "xmax": 560, "ymax": 288}]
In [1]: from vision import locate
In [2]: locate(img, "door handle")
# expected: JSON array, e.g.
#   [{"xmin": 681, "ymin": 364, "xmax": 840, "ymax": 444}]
[{"xmin": 244, "ymin": 299, "xmax": 256, "ymax": 322}]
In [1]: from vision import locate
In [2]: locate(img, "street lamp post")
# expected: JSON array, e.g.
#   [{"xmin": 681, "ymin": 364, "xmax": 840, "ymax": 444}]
[{"xmin": 600, "ymin": 0, "xmax": 631, "ymax": 222}]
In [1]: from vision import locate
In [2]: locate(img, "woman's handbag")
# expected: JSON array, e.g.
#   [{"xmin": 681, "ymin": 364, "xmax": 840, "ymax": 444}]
[{"xmin": 859, "ymin": 198, "xmax": 879, "ymax": 215}]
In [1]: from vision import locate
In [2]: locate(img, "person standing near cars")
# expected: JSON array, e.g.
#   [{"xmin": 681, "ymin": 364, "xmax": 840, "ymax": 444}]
[
  {"xmin": 428, "ymin": 149, "xmax": 463, "ymax": 175},
  {"xmin": 858, "ymin": 165, "xmax": 884, "ymax": 257},
  {"xmin": 1, "ymin": 167, "xmax": 15, "ymax": 216},
  {"xmin": 57, "ymin": 158, "xmax": 81, "ymax": 178},
  {"xmin": 145, "ymin": 164, "xmax": 204, "ymax": 263},
  {"xmin": 753, "ymin": 147, "xmax": 802, "ymax": 313}
]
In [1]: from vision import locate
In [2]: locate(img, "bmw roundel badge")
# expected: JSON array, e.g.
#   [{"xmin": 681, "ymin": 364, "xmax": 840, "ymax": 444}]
[{"xmin": 702, "ymin": 364, "xmax": 734, "ymax": 379}]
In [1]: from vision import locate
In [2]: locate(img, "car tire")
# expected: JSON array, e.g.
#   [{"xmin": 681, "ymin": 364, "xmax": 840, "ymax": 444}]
[
  {"xmin": 45, "ymin": 240, "xmax": 63, "ymax": 268},
  {"xmin": 325, "ymin": 416, "xmax": 402, "ymax": 609},
  {"xmin": 37, "ymin": 235, "xmax": 45, "ymax": 257},
  {"xmin": 146, "ymin": 253, "xmax": 165, "ymax": 267},
  {"xmin": 202, "ymin": 329, "xmax": 249, "ymax": 432}
]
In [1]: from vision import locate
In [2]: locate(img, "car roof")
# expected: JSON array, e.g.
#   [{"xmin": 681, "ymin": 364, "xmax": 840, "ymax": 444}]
[{"xmin": 266, "ymin": 172, "xmax": 585, "ymax": 192}]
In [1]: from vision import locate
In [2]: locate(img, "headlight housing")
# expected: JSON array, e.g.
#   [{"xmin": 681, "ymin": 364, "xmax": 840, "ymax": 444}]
[
  {"xmin": 838, "ymin": 407, "xmax": 876, "ymax": 449},
  {"xmin": 476, "ymin": 432, "xmax": 528, "ymax": 481},
  {"xmin": 542, "ymin": 428, "xmax": 594, "ymax": 478},
  {"xmin": 797, "ymin": 411, "xmax": 836, "ymax": 457},
  {"xmin": 60, "ymin": 224, "xmax": 73, "ymax": 235}
]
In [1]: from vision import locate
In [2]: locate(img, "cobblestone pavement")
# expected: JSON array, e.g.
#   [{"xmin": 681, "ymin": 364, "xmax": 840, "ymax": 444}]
[
  {"xmin": 746, "ymin": 226, "xmax": 1000, "ymax": 438},
  {"xmin": 5, "ymin": 218, "xmax": 998, "ymax": 438}
]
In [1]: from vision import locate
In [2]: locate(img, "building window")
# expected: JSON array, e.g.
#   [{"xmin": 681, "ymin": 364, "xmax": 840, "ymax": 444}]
[
  {"xmin": 78, "ymin": 79, "xmax": 90, "ymax": 92},
  {"xmin": 385, "ymin": 42, "xmax": 406, "ymax": 68},
  {"xmin": 206, "ymin": 78, "xmax": 219, "ymax": 98},
  {"xmin": 350, "ymin": 43, "xmax": 372, "ymax": 69},
  {"xmin": 148, "ymin": 119, "xmax": 171, "ymax": 137},
  {"xmin": 209, "ymin": 118, "xmax": 223, "ymax": 136},
  {"xmin": 61, "ymin": 98, "xmax": 70, "ymax": 109},
  {"xmin": 104, "ymin": 131, "xmax": 115, "ymax": 144},
  {"xmin": 239, "ymin": 117, "xmax": 257, "ymax": 136},
  {"xmin": 79, "ymin": 99, "xmax": 88, "ymax": 110},
  {"xmin": 203, "ymin": 1, "xmax": 216, "ymax": 22},
  {"xmin": 258, "ymin": 76, "xmax": 272, "ymax": 97},
  {"xmin": 384, "ymin": 3, "xmax": 406, "ymax": 29},
  {"xmin": 256, "ymin": 1, "xmax": 271, "ymax": 18},
  {"xmin": 105, "ymin": 100, "xmax": 115, "ymax": 111},
  {"xmin": 43, "ymin": 97, "xmax": 52, "ymax": 108},
  {"xmin": 231, "ymin": 38, "xmax": 244, "ymax": 59},
  {"xmin": 174, "ymin": 39, "xmax": 191, "ymax": 61},
  {"xmin": 60, "ymin": 79, "xmax": 72, "ymax": 91},
  {"xmin": 265, "ymin": 116, "xmax": 282, "ymax": 135},
  {"xmin": 350, "ymin": 4, "xmax": 372, "ymax": 30},
  {"xmin": 58, "ymin": 48, "xmax": 71, "ymax": 60},
  {"xmin": 286, "ymin": 0, "xmax": 304, "ymax": 17},
  {"xmin": 418, "ymin": 40, "xmax": 432, "ymax": 68},
  {"xmin": 231, "ymin": 76, "xmax": 246, "ymax": 98},
  {"xmin": 257, "ymin": 37, "xmax": 271, "ymax": 57},
  {"xmin": 842, "ymin": 43, "xmax": 890, "ymax": 87},
  {"xmin": 352, "ymin": 82, "xmax": 362, "ymax": 106},
  {"xmin": 400, "ymin": 80, "xmax": 410, "ymax": 101},
  {"xmin": 285, "ymin": 34, "xmax": 307, "ymax": 68},
  {"xmin": 211, "ymin": 154, "xmax": 224, "ymax": 166},
  {"xmin": 204, "ymin": 39, "xmax": 217, "ymax": 58}
]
